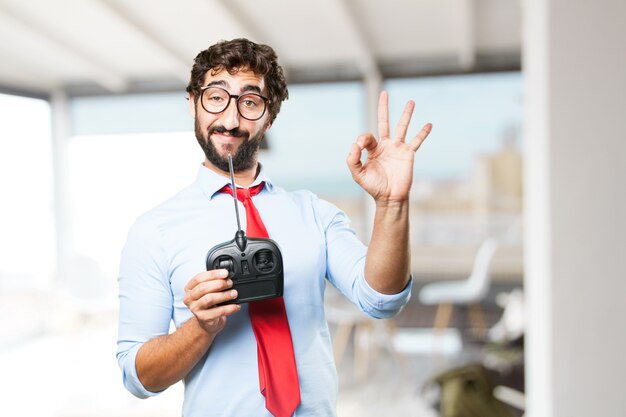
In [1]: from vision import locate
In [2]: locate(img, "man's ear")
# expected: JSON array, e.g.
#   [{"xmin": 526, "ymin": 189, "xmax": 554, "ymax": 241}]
[{"xmin": 188, "ymin": 93, "xmax": 197, "ymax": 118}]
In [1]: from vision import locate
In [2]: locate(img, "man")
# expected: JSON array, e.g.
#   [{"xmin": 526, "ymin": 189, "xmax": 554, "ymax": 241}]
[{"xmin": 117, "ymin": 38, "xmax": 432, "ymax": 417}]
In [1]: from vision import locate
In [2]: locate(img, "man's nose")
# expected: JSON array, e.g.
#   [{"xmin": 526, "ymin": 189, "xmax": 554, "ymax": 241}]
[{"xmin": 220, "ymin": 97, "xmax": 240, "ymax": 131}]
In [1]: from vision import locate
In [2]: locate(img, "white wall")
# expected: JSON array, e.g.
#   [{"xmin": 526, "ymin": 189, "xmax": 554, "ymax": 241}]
[{"xmin": 524, "ymin": 1, "xmax": 626, "ymax": 416}]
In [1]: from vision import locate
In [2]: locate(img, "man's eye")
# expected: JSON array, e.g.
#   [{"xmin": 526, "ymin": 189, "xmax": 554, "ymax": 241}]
[
  {"xmin": 208, "ymin": 95, "xmax": 224, "ymax": 102},
  {"xmin": 240, "ymin": 97, "xmax": 261, "ymax": 108}
]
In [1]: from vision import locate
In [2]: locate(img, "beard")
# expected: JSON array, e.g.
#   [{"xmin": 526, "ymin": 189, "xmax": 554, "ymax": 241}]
[{"xmin": 195, "ymin": 120, "xmax": 265, "ymax": 172}]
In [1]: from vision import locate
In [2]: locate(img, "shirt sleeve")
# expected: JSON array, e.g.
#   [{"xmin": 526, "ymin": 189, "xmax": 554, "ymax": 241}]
[
  {"xmin": 116, "ymin": 215, "xmax": 172, "ymax": 398},
  {"xmin": 314, "ymin": 196, "xmax": 412, "ymax": 319}
]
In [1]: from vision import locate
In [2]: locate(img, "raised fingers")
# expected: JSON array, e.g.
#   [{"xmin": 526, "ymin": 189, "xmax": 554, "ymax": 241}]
[
  {"xmin": 409, "ymin": 123, "xmax": 433, "ymax": 152},
  {"xmin": 394, "ymin": 100, "xmax": 415, "ymax": 142},
  {"xmin": 377, "ymin": 91, "xmax": 390, "ymax": 140}
]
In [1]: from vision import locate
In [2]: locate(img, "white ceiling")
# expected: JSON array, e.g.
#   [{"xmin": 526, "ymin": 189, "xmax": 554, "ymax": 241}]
[{"xmin": 0, "ymin": 0, "xmax": 521, "ymax": 97}]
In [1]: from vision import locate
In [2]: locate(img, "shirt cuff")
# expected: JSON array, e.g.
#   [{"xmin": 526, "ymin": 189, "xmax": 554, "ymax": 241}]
[
  {"xmin": 119, "ymin": 343, "xmax": 164, "ymax": 399},
  {"xmin": 354, "ymin": 273, "xmax": 413, "ymax": 319}
]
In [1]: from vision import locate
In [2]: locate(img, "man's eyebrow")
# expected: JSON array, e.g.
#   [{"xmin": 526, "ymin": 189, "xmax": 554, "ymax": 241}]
[
  {"xmin": 241, "ymin": 85, "xmax": 262, "ymax": 94},
  {"xmin": 204, "ymin": 80, "xmax": 263, "ymax": 95},
  {"xmin": 205, "ymin": 80, "xmax": 227, "ymax": 88}
]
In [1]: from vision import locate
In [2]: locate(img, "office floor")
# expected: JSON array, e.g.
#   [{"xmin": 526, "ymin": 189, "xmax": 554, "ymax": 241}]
[{"xmin": 330, "ymin": 304, "xmax": 501, "ymax": 417}]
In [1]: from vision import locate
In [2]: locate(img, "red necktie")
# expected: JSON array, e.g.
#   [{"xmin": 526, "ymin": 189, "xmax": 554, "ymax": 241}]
[{"xmin": 220, "ymin": 182, "xmax": 301, "ymax": 417}]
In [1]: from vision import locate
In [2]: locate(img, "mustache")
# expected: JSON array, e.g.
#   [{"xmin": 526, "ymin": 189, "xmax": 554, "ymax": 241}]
[{"xmin": 208, "ymin": 125, "xmax": 249, "ymax": 139}]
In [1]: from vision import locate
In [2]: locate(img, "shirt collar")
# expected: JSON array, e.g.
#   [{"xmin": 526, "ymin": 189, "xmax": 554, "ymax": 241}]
[{"xmin": 195, "ymin": 162, "xmax": 275, "ymax": 200}]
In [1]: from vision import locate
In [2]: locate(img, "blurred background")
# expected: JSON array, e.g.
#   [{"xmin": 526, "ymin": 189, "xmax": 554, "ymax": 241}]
[{"xmin": 0, "ymin": 0, "xmax": 623, "ymax": 416}]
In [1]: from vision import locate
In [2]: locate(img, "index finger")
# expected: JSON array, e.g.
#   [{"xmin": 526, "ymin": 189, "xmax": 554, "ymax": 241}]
[
  {"xmin": 185, "ymin": 269, "xmax": 229, "ymax": 291},
  {"xmin": 377, "ymin": 91, "xmax": 390, "ymax": 140}
]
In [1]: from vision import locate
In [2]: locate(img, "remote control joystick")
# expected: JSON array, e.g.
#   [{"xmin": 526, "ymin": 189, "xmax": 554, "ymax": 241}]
[
  {"xmin": 205, "ymin": 154, "xmax": 284, "ymax": 305},
  {"xmin": 254, "ymin": 250, "xmax": 275, "ymax": 273},
  {"xmin": 213, "ymin": 256, "xmax": 235, "ymax": 276}
]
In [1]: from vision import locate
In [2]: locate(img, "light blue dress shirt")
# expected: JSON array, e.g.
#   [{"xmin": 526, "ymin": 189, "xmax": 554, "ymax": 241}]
[{"xmin": 117, "ymin": 164, "xmax": 412, "ymax": 417}]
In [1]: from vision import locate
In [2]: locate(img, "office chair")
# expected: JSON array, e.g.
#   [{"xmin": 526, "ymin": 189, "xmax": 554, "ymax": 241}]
[{"xmin": 418, "ymin": 238, "xmax": 499, "ymax": 336}]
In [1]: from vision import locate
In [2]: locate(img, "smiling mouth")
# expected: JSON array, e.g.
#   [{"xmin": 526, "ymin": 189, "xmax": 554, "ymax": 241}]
[
  {"xmin": 212, "ymin": 131, "xmax": 239, "ymax": 140},
  {"xmin": 209, "ymin": 126, "xmax": 248, "ymax": 139}
]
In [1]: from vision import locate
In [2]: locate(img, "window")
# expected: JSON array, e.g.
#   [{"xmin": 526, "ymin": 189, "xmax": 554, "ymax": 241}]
[{"xmin": 0, "ymin": 93, "xmax": 54, "ymax": 291}]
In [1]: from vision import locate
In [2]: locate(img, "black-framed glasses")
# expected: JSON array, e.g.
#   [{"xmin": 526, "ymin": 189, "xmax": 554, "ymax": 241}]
[{"xmin": 199, "ymin": 86, "xmax": 270, "ymax": 121}]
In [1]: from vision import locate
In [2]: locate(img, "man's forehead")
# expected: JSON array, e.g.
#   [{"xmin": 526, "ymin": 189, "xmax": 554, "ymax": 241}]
[{"xmin": 202, "ymin": 68, "xmax": 265, "ymax": 91}]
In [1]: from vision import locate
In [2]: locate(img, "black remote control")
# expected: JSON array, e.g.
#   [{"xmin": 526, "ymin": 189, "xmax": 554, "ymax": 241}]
[{"xmin": 205, "ymin": 154, "xmax": 284, "ymax": 304}]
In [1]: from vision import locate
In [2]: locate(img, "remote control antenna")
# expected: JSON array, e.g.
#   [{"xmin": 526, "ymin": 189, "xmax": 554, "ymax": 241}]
[
  {"xmin": 228, "ymin": 153, "xmax": 242, "ymax": 232},
  {"xmin": 227, "ymin": 153, "xmax": 247, "ymax": 251}
]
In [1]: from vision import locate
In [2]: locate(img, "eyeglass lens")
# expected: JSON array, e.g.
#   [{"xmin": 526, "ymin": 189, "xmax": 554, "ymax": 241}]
[{"xmin": 201, "ymin": 87, "xmax": 266, "ymax": 121}]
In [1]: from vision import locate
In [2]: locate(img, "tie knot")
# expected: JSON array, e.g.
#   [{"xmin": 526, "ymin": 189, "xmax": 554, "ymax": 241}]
[
  {"xmin": 220, "ymin": 182, "xmax": 265, "ymax": 202},
  {"xmin": 237, "ymin": 188, "xmax": 251, "ymax": 200}
]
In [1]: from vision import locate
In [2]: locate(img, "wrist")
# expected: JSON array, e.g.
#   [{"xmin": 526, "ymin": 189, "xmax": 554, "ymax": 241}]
[
  {"xmin": 374, "ymin": 198, "xmax": 409, "ymax": 210},
  {"xmin": 187, "ymin": 316, "xmax": 221, "ymax": 341}
]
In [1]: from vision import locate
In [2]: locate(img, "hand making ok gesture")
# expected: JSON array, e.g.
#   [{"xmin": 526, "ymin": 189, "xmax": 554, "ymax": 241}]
[{"xmin": 346, "ymin": 91, "xmax": 432, "ymax": 203}]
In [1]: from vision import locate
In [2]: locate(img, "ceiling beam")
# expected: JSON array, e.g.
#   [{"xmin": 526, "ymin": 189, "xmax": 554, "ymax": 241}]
[
  {"xmin": 458, "ymin": 0, "xmax": 477, "ymax": 69},
  {"xmin": 0, "ymin": 5, "xmax": 127, "ymax": 93},
  {"xmin": 0, "ymin": 36, "xmax": 56, "ymax": 95},
  {"xmin": 60, "ymin": 51, "xmax": 521, "ymax": 97},
  {"xmin": 330, "ymin": 0, "xmax": 381, "ymax": 81},
  {"xmin": 95, "ymin": 0, "xmax": 190, "ymax": 84},
  {"xmin": 328, "ymin": 0, "xmax": 382, "ymax": 135}
]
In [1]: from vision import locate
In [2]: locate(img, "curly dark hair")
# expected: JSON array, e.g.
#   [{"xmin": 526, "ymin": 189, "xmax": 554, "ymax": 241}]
[{"xmin": 186, "ymin": 38, "xmax": 289, "ymax": 125}]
